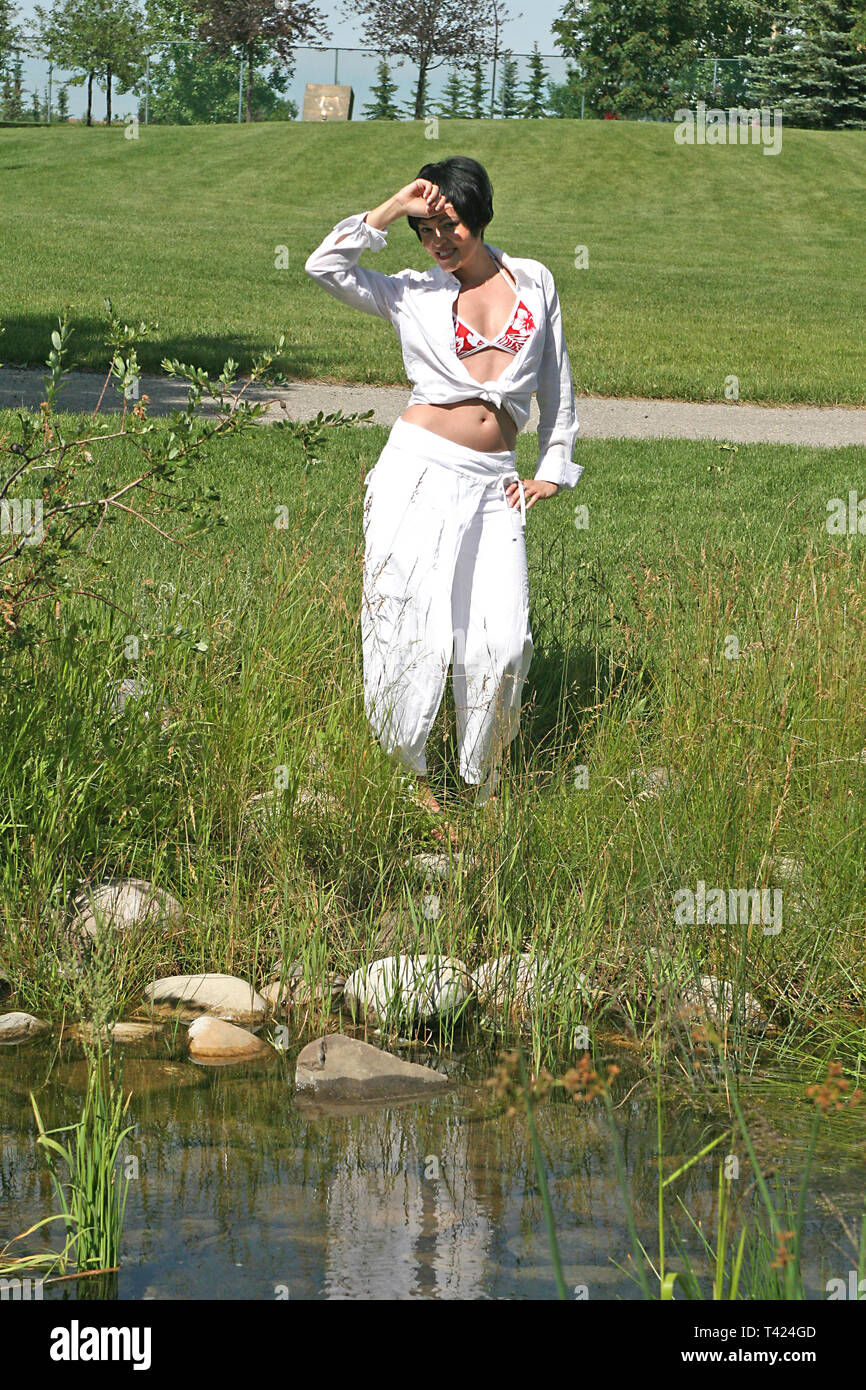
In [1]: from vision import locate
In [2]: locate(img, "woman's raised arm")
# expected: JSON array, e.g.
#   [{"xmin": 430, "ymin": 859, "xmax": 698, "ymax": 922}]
[{"xmin": 304, "ymin": 180, "xmax": 451, "ymax": 321}]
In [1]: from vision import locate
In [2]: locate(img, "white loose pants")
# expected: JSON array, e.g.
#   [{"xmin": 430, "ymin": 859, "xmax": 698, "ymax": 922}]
[{"xmin": 361, "ymin": 418, "xmax": 534, "ymax": 798}]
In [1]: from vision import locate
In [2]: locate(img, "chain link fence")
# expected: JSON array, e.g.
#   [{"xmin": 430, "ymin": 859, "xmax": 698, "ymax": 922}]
[{"xmin": 0, "ymin": 39, "xmax": 578, "ymax": 125}]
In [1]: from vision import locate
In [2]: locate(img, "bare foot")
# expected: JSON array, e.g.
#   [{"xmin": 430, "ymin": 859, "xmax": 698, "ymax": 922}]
[
  {"xmin": 414, "ymin": 777, "xmax": 460, "ymax": 845},
  {"xmin": 431, "ymin": 817, "xmax": 460, "ymax": 847},
  {"xmin": 413, "ymin": 775, "xmax": 442, "ymax": 815}
]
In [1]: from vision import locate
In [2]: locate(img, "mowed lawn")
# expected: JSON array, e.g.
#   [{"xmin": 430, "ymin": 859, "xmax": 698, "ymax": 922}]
[{"xmin": 0, "ymin": 120, "xmax": 864, "ymax": 405}]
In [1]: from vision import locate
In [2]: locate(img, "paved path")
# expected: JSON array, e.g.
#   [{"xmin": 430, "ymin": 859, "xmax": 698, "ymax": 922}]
[{"xmin": 1, "ymin": 368, "xmax": 864, "ymax": 447}]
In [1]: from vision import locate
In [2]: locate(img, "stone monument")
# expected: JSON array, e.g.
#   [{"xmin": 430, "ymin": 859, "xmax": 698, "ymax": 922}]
[{"xmin": 302, "ymin": 84, "xmax": 354, "ymax": 122}]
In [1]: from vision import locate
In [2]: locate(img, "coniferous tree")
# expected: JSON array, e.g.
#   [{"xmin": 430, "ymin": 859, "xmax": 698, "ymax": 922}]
[
  {"xmin": 749, "ymin": 0, "xmax": 866, "ymax": 128},
  {"xmin": 497, "ymin": 48, "xmax": 519, "ymax": 116},
  {"xmin": 521, "ymin": 40, "xmax": 547, "ymax": 116},
  {"xmin": 362, "ymin": 53, "xmax": 401, "ymax": 117},
  {"xmin": 56, "ymin": 82, "xmax": 69, "ymax": 118},
  {"xmin": 547, "ymin": 61, "xmax": 584, "ymax": 116},
  {"xmin": 467, "ymin": 56, "xmax": 485, "ymax": 116},
  {"xmin": 435, "ymin": 64, "xmax": 467, "ymax": 115},
  {"xmin": 344, "ymin": 0, "xmax": 493, "ymax": 120}
]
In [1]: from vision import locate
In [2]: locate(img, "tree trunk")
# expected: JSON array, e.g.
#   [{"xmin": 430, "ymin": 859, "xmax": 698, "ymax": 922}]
[
  {"xmin": 86, "ymin": 69, "xmax": 93, "ymax": 125},
  {"xmin": 246, "ymin": 44, "xmax": 253, "ymax": 121},
  {"xmin": 105, "ymin": 65, "xmax": 112, "ymax": 124},
  {"xmin": 414, "ymin": 59, "xmax": 427, "ymax": 119}
]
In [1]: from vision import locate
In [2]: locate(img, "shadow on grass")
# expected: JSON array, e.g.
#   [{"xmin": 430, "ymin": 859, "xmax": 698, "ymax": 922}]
[{"xmin": 0, "ymin": 314, "xmax": 346, "ymax": 382}]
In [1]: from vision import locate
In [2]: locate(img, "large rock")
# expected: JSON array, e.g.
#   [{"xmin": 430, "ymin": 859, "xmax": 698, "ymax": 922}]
[
  {"xmin": 0, "ymin": 1011, "xmax": 49, "ymax": 1043},
  {"xmin": 143, "ymin": 973, "xmax": 268, "ymax": 1025},
  {"xmin": 473, "ymin": 954, "xmax": 598, "ymax": 1016},
  {"xmin": 342, "ymin": 954, "xmax": 472, "ymax": 1026},
  {"xmin": 295, "ymin": 1033, "xmax": 449, "ymax": 1101},
  {"xmin": 188, "ymin": 1016, "xmax": 273, "ymax": 1062},
  {"xmin": 70, "ymin": 877, "xmax": 182, "ymax": 941}
]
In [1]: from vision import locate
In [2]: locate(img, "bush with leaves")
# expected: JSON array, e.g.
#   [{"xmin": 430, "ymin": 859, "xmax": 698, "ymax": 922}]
[{"xmin": 0, "ymin": 305, "xmax": 373, "ymax": 652}]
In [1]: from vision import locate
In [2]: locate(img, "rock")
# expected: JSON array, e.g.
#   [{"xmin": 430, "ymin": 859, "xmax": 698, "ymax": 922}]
[
  {"xmin": 412, "ymin": 851, "xmax": 476, "ymax": 883},
  {"xmin": 144, "ymin": 973, "xmax": 268, "ymax": 1025},
  {"xmin": 0, "ymin": 1011, "xmax": 49, "ymax": 1043},
  {"xmin": 187, "ymin": 1016, "xmax": 273, "ymax": 1062},
  {"xmin": 473, "ymin": 954, "xmax": 598, "ymax": 1016},
  {"xmin": 70, "ymin": 877, "xmax": 182, "ymax": 941},
  {"xmin": 295, "ymin": 1033, "xmax": 449, "ymax": 1102},
  {"xmin": 110, "ymin": 676, "xmax": 152, "ymax": 716},
  {"xmin": 678, "ymin": 975, "xmax": 767, "ymax": 1031},
  {"xmin": 64, "ymin": 1020, "xmax": 164, "ymax": 1044},
  {"xmin": 342, "ymin": 954, "xmax": 472, "ymax": 1026},
  {"xmin": 109, "ymin": 677, "xmax": 171, "ymax": 728}
]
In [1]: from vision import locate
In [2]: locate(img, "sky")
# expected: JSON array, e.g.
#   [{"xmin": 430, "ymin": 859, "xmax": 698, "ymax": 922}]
[{"xmin": 12, "ymin": 0, "xmax": 571, "ymax": 120}]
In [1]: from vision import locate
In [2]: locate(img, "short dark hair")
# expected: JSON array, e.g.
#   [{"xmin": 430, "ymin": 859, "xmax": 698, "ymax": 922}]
[{"xmin": 406, "ymin": 156, "xmax": 494, "ymax": 241}]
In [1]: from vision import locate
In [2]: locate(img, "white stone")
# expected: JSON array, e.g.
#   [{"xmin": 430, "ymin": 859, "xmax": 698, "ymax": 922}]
[
  {"xmin": 472, "ymin": 954, "xmax": 576, "ymax": 1012},
  {"xmin": 679, "ymin": 975, "xmax": 766, "ymax": 1030},
  {"xmin": 71, "ymin": 877, "xmax": 182, "ymax": 940},
  {"xmin": 144, "ymin": 973, "xmax": 268, "ymax": 1024},
  {"xmin": 0, "ymin": 1011, "xmax": 49, "ymax": 1043},
  {"xmin": 342, "ymin": 954, "xmax": 472, "ymax": 1025}
]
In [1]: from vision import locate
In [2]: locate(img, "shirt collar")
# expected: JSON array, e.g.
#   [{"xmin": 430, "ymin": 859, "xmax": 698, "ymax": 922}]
[{"xmin": 432, "ymin": 242, "xmax": 526, "ymax": 288}]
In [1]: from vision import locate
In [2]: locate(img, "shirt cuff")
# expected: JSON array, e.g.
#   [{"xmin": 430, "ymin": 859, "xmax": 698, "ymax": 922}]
[
  {"xmin": 333, "ymin": 211, "xmax": 388, "ymax": 252},
  {"xmin": 534, "ymin": 454, "xmax": 584, "ymax": 490}
]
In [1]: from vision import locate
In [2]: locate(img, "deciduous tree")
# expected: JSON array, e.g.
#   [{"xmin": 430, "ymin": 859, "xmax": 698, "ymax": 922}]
[{"xmin": 192, "ymin": 0, "xmax": 330, "ymax": 122}]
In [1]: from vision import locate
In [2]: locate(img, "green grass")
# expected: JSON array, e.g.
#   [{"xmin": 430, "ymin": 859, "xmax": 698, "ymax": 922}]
[
  {"xmin": 0, "ymin": 120, "xmax": 865, "ymax": 403},
  {"xmin": 1, "ymin": 405, "xmax": 864, "ymax": 1078}
]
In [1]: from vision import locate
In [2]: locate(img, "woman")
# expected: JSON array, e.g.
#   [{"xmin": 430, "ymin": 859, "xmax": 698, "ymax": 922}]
[{"xmin": 305, "ymin": 156, "xmax": 582, "ymax": 834}]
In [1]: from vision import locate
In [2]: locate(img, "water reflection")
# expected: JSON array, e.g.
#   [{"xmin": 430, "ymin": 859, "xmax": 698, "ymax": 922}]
[{"xmin": 0, "ymin": 1041, "xmax": 862, "ymax": 1300}]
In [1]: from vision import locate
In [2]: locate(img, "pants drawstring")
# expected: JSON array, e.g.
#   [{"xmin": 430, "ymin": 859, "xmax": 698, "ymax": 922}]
[{"xmin": 501, "ymin": 475, "xmax": 527, "ymax": 527}]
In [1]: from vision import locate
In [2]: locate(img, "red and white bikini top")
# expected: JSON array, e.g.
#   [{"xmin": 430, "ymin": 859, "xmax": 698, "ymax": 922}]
[{"xmin": 453, "ymin": 254, "xmax": 537, "ymax": 360}]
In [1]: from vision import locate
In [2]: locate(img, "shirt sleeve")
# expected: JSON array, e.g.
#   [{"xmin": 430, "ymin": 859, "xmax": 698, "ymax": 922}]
[
  {"xmin": 534, "ymin": 268, "xmax": 582, "ymax": 490},
  {"xmin": 304, "ymin": 211, "xmax": 402, "ymax": 323}
]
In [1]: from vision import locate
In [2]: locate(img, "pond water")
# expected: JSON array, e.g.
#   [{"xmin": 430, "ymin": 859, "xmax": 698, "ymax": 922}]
[{"xmin": 1, "ymin": 1034, "xmax": 863, "ymax": 1301}]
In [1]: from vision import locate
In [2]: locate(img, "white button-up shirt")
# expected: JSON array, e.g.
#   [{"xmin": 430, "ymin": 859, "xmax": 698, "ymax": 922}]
[{"xmin": 304, "ymin": 211, "xmax": 583, "ymax": 490}]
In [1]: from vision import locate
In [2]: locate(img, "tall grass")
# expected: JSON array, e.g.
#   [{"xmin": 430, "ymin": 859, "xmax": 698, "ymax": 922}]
[
  {"xmin": 29, "ymin": 1040, "xmax": 134, "ymax": 1298},
  {"xmin": 1, "ymin": 419, "xmax": 864, "ymax": 1082}
]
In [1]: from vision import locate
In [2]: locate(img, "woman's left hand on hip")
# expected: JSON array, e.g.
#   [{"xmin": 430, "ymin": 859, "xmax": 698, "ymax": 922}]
[{"xmin": 506, "ymin": 479, "xmax": 559, "ymax": 510}]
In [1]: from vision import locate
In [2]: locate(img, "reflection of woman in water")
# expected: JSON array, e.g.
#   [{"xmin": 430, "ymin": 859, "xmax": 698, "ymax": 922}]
[{"xmin": 305, "ymin": 156, "xmax": 582, "ymax": 835}]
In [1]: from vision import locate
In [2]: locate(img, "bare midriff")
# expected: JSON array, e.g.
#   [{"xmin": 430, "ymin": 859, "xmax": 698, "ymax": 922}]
[{"xmin": 401, "ymin": 346, "xmax": 518, "ymax": 453}]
